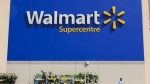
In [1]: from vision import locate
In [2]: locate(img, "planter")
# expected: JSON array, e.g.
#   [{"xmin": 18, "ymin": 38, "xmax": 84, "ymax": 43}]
[
  {"xmin": 34, "ymin": 71, "xmax": 98, "ymax": 84},
  {"xmin": 0, "ymin": 73, "xmax": 17, "ymax": 84}
]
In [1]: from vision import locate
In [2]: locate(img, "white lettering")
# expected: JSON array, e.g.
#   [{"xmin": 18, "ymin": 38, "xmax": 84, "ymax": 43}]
[
  {"xmin": 26, "ymin": 11, "xmax": 101, "ymax": 25},
  {"xmin": 87, "ymin": 14, "xmax": 93, "ymax": 24},
  {"xmin": 26, "ymin": 11, "xmax": 44, "ymax": 24},
  {"xmin": 43, "ymin": 14, "xmax": 52, "ymax": 25},
  {"xmin": 94, "ymin": 11, "xmax": 100, "ymax": 24},
  {"xmin": 54, "ymin": 11, "xmax": 57, "ymax": 24},
  {"xmin": 76, "ymin": 14, "xmax": 85, "ymax": 24},
  {"xmin": 59, "ymin": 14, "xmax": 75, "ymax": 24}
]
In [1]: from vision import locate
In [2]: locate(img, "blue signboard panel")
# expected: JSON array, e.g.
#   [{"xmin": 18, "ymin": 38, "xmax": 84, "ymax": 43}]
[{"xmin": 8, "ymin": 0, "xmax": 144, "ymax": 61}]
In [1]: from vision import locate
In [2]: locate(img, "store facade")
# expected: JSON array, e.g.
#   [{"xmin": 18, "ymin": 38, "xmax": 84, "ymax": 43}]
[{"xmin": 0, "ymin": 0, "xmax": 150, "ymax": 84}]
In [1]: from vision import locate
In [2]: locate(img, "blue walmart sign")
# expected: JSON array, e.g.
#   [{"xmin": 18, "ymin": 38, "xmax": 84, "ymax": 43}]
[{"xmin": 8, "ymin": 0, "xmax": 144, "ymax": 61}]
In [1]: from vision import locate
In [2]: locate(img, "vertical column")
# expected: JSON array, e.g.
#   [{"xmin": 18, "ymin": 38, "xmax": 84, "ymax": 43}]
[
  {"xmin": 0, "ymin": 0, "xmax": 10, "ymax": 73},
  {"xmin": 142, "ymin": 0, "xmax": 150, "ymax": 84}
]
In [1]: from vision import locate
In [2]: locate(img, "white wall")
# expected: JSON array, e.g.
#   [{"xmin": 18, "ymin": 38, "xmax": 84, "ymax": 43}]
[
  {"xmin": 0, "ymin": 0, "xmax": 10, "ymax": 73},
  {"xmin": 142, "ymin": 0, "xmax": 150, "ymax": 84},
  {"xmin": 7, "ymin": 62, "xmax": 145, "ymax": 84}
]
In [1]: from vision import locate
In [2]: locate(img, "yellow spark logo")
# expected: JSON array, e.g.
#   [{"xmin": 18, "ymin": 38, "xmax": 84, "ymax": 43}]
[{"xmin": 103, "ymin": 6, "xmax": 125, "ymax": 30}]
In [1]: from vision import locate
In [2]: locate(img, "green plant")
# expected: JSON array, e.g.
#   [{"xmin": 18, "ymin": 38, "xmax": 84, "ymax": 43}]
[
  {"xmin": 65, "ymin": 74, "xmax": 71, "ymax": 77},
  {"xmin": 0, "ymin": 73, "xmax": 17, "ymax": 83},
  {"xmin": 95, "ymin": 75, "xmax": 98, "ymax": 80},
  {"xmin": 74, "ymin": 74, "xmax": 78, "ymax": 79},
  {"xmin": 78, "ymin": 72, "xmax": 85, "ymax": 79},
  {"xmin": 41, "ymin": 70, "xmax": 47, "ymax": 78},
  {"xmin": 49, "ymin": 71, "xmax": 53, "ymax": 76},
  {"xmin": 36, "ymin": 74, "xmax": 41, "ymax": 77},
  {"xmin": 0, "ymin": 75, "xmax": 2, "ymax": 79},
  {"xmin": 61, "ymin": 75, "xmax": 65, "ymax": 77}
]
